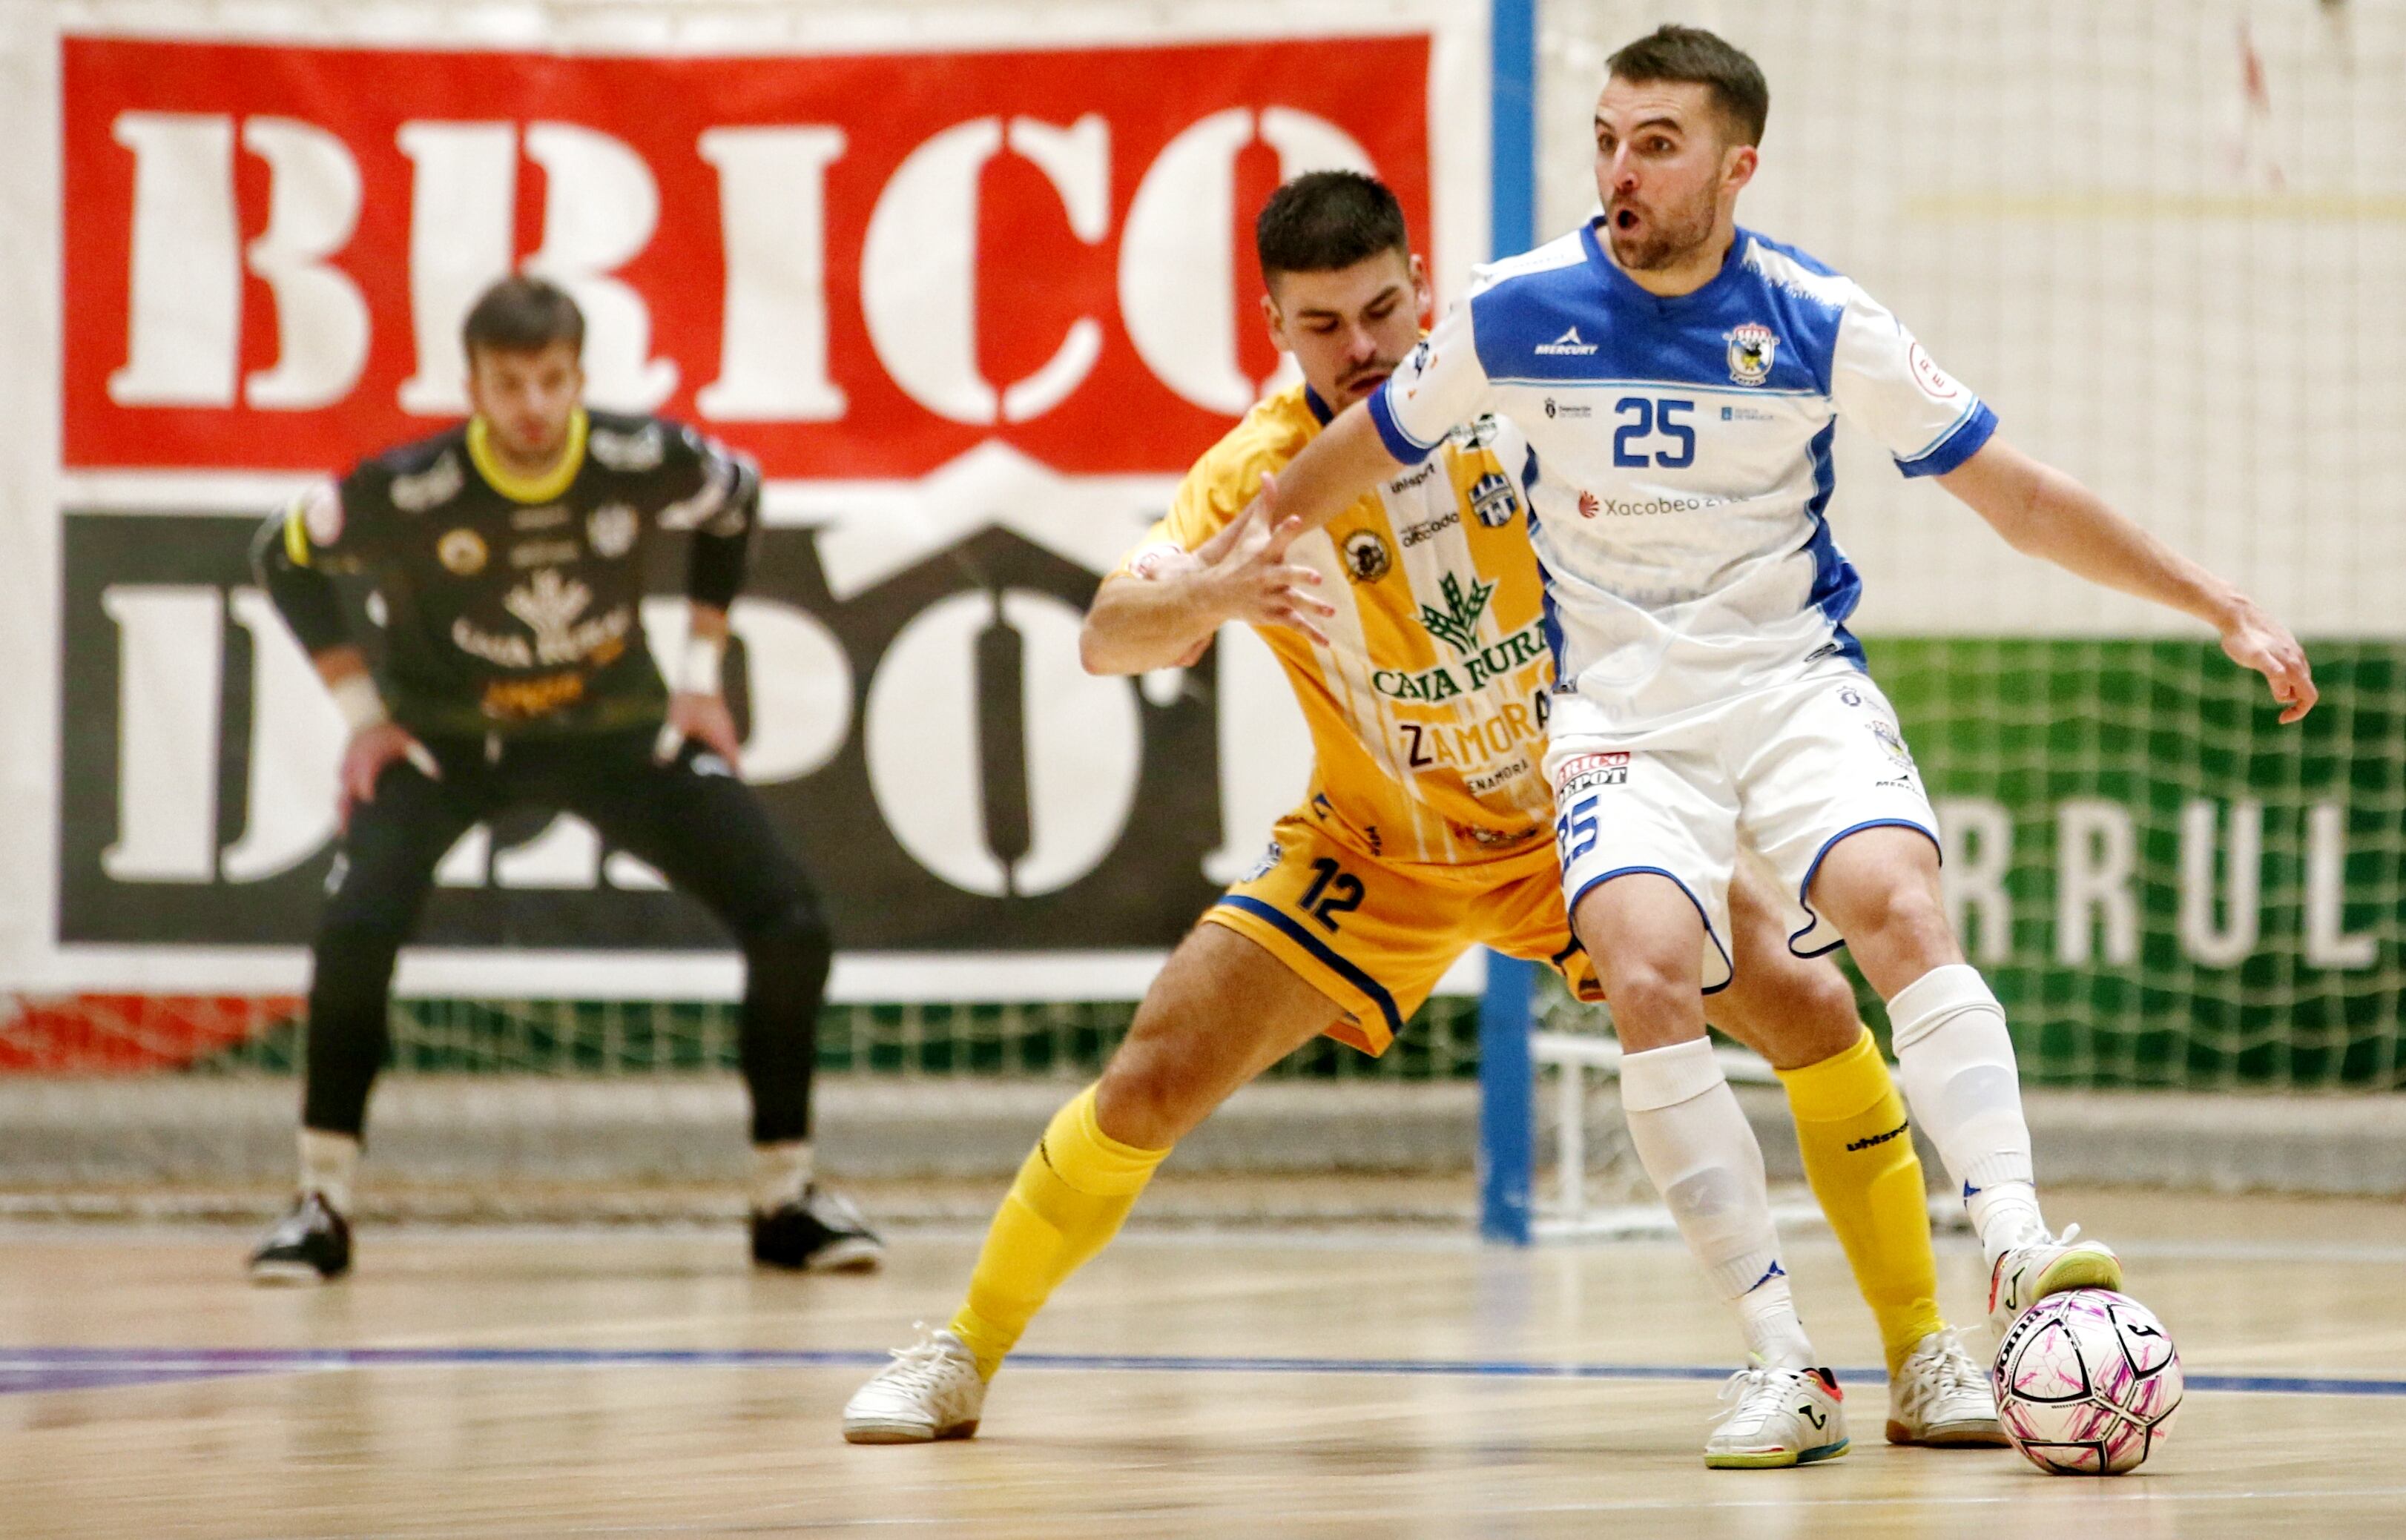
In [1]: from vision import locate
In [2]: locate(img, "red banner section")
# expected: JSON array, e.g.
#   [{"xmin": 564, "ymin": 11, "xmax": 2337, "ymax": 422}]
[
  {"xmin": 0, "ymin": 996, "xmax": 297, "ymax": 1073},
  {"xmin": 62, "ymin": 33, "xmax": 1432, "ymax": 477}
]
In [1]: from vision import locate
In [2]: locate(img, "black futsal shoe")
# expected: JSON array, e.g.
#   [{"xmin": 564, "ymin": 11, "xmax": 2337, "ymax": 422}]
[
  {"xmin": 751, "ymin": 1184, "xmax": 884, "ymax": 1273},
  {"xmin": 248, "ymin": 1192, "xmax": 352, "ymax": 1284}
]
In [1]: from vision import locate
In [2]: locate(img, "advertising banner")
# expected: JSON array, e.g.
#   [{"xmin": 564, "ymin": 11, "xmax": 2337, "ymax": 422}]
[{"xmin": 2, "ymin": 0, "xmax": 1494, "ymax": 1001}]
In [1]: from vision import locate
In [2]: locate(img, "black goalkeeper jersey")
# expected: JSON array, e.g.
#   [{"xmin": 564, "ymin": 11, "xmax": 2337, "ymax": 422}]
[{"xmin": 257, "ymin": 409, "xmax": 758, "ymax": 738}]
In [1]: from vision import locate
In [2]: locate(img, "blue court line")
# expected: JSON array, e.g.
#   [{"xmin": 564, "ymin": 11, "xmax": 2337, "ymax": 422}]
[{"xmin": 3, "ymin": 1346, "xmax": 2404, "ymax": 1401}]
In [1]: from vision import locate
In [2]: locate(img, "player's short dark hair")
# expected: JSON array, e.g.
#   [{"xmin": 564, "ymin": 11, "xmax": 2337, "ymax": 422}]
[
  {"xmin": 1254, "ymin": 171, "xmax": 1409, "ymax": 282},
  {"xmin": 461, "ymin": 275, "xmax": 584, "ymax": 360},
  {"xmin": 1606, "ymin": 24, "xmax": 1770, "ymax": 147}
]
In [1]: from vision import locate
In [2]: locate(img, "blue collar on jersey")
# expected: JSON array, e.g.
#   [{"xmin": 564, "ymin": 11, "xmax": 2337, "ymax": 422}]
[
  {"xmin": 1302, "ymin": 384, "xmax": 1335, "ymax": 426},
  {"xmin": 1580, "ymin": 216, "xmax": 1751, "ymax": 310}
]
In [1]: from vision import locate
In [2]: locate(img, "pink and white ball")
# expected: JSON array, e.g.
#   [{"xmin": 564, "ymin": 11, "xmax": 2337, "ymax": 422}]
[{"xmin": 1991, "ymin": 1288, "xmax": 2183, "ymax": 1475}]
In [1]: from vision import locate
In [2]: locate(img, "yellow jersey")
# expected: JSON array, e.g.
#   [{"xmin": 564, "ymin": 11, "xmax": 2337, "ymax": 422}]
[{"xmin": 1127, "ymin": 385, "xmax": 1558, "ymax": 872}]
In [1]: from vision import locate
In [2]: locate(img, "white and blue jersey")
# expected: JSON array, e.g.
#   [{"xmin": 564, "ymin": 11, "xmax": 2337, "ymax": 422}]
[{"xmin": 1369, "ymin": 219, "xmax": 1995, "ymax": 738}]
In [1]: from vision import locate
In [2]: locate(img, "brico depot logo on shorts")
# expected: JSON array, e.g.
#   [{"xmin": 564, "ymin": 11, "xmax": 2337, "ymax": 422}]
[
  {"xmin": 60, "ymin": 33, "xmax": 1432, "ymax": 478},
  {"xmin": 1555, "ymin": 751, "xmax": 1630, "ymax": 794}
]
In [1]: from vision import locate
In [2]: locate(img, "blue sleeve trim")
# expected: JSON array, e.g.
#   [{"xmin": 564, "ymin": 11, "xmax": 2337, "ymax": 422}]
[
  {"xmin": 1896, "ymin": 400, "xmax": 1997, "ymax": 479},
  {"xmin": 1365, "ymin": 383, "xmax": 1441, "ymax": 467}
]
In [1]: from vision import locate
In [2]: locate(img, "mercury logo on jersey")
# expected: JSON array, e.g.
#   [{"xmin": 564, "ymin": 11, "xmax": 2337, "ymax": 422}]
[{"xmin": 1535, "ymin": 326, "xmax": 1599, "ymax": 356}]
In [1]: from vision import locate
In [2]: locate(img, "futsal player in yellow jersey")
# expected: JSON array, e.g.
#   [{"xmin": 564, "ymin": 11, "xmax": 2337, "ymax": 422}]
[{"xmin": 845, "ymin": 172, "xmax": 2001, "ymax": 1457}]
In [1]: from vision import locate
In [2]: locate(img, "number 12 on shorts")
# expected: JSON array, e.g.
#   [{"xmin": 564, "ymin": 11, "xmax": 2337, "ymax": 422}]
[{"xmin": 1298, "ymin": 858, "xmax": 1365, "ymax": 933}]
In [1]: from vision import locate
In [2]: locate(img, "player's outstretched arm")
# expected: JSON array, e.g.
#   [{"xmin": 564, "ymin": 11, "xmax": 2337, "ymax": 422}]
[
  {"xmin": 1252, "ymin": 400, "xmax": 1409, "ymax": 536},
  {"xmin": 1080, "ymin": 495, "xmax": 1334, "ymax": 676},
  {"xmin": 1939, "ymin": 435, "xmax": 2317, "ymax": 723}
]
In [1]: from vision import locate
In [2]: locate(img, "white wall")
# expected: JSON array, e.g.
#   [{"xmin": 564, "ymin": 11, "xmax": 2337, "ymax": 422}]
[{"xmin": 1537, "ymin": 1, "xmax": 2406, "ymax": 637}]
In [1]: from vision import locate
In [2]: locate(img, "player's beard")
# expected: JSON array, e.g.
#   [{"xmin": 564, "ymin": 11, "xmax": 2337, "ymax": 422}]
[{"xmin": 1606, "ymin": 182, "xmax": 1719, "ymax": 273}]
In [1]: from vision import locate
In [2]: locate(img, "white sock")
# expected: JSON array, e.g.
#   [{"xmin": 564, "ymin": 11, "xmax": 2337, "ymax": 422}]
[
  {"xmin": 298, "ymin": 1128, "xmax": 359, "ymax": 1215},
  {"xmin": 749, "ymin": 1140, "xmax": 813, "ymax": 1213},
  {"xmin": 1621, "ymin": 1038, "xmax": 1810, "ymax": 1364},
  {"xmin": 1887, "ymin": 963, "xmax": 2046, "ymax": 1264},
  {"xmin": 1734, "ymin": 1271, "xmax": 1816, "ymax": 1371}
]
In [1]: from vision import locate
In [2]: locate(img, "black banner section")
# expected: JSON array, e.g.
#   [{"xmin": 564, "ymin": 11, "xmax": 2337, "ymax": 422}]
[{"xmin": 59, "ymin": 513, "xmax": 1225, "ymax": 951}]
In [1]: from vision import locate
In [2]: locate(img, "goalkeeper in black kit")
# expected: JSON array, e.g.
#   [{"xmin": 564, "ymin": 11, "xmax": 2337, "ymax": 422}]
[{"xmin": 245, "ymin": 276, "xmax": 879, "ymax": 1281}]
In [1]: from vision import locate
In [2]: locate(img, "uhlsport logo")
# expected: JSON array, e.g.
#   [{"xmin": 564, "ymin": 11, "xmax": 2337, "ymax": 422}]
[
  {"xmin": 1726, "ymin": 322, "xmax": 1777, "ymax": 386},
  {"xmin": 1535, "ymin": 325, "xmax": 1599, "ymax": 357}
]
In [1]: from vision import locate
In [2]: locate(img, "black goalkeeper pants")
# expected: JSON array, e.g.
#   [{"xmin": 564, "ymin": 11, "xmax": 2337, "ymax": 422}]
[{"xmin": 301, "ymin": 727, "xmax": 831, "ymax": 1146}]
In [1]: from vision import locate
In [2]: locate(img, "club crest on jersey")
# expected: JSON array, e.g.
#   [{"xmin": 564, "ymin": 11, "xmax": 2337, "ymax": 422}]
[
  {"xmin": 587, "ymin": 503, "xmax": 639, "ymax": 558},
  {"xmin": 1726, "ymin": 323, "xmax": 1778, "ymax": 386},
  {"xmin": 1868, "ymin": 716, "xmax": 1919, "ymax": 774},
  {"xmin": 436, "ymin": 527, "xmax": 488, "ymax": 575},
  {"xmin": 1242, "ymin": 841, "xmax": 1283, "ymax": 883},
  {"xmin": 1341, "ymin": 529, "xmax": 1393, "ymax": 584},
  {"xmin": 1469, "ymin": 472, "xmax": 1520, "ymax": 528}
]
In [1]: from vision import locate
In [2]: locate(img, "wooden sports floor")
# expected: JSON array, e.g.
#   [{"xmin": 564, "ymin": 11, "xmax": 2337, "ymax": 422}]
[{"xmin": 5, "ymin": 1187, "xmax": 2405, "ymax": 1538}]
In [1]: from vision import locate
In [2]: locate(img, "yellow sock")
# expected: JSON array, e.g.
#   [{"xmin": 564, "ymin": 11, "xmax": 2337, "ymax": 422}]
[
  {"xmin": 1777, "ymin": 1028, "xmax": 1947, "ymax": 1377},
  {"xmin": 949, "ymin": 1084, "xmax": 1169, "ymax": 1380}
]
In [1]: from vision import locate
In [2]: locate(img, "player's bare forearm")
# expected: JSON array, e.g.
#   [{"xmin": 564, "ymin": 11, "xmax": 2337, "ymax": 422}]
[
  {"xmin": 1940, "ymin": 437, "xmax": 2234, "ymax": 624},
  {"xmin": 1270, "ymin": 401, "xmax": 1407, "ymax": 533},
  {"xmin": 1942, "ymin": 436, "xmax": 2317, "ymax": 721},
  {"xmin": 1080, "ymin": 574, "xmax": 1219, "ymax": 675}
]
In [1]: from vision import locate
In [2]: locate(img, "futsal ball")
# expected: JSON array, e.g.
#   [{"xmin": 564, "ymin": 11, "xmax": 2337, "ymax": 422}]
[{"xmin": 1991, "ymin": 1288, "xmax": 2183, "ymax": 1475}]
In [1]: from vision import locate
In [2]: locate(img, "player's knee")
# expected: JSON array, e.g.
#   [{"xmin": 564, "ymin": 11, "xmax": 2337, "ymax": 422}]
[
  {"xmin": 1094, "ymin": 1034, "xmax": 1217, "ymax": 1149},
  {"xmin": 1788, "ymin": 959, "xmax": 1862, "ymax": 1038},
  {"xmin": 1601, "ymin": 958, "xmax": 1700, "ymax": 1039}
]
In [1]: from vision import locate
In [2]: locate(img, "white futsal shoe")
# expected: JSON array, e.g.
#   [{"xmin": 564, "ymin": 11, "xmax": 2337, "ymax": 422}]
[
  {"xmin": 1704, "ymin": 1364, "xmax": 1849, "ymax": 1469},
  {"xmin": 1885, "ymin": 1329, "xmax": 2007, "ymax": 1447},
  {"xmin": 1986, "ymin": 1224, "xmax": 2123, "ymax": 1338},
  {"xmin": 842, "ymin": 1326, "xmax": 986, "ymax": 1444}
]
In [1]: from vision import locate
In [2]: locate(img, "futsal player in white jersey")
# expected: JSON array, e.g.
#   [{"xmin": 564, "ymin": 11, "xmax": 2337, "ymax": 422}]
[{"xmin": 1258, "ymin": 24, "xmax": 2317, "ymax": 1464}]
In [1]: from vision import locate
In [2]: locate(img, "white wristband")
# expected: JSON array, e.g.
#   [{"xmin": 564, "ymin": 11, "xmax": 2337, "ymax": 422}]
[
  {"xmin": 676, "ymin": 635, "xmax": 725, "ymax": 696},
  {"xmin": 329, "ymin": 672, "xmax": 389, "ymax": 734}
]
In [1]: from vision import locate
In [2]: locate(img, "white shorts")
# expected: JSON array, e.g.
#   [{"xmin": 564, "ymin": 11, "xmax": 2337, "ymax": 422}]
[{"xmin": 1544, "ymin": 669, "xmax": 1940, "ymax": 992}]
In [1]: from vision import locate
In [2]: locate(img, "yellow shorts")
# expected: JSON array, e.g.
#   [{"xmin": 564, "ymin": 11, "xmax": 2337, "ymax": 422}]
[{"xmin": 1203, "ymin": 812, "xmax": 1603, "ymax": 1057}]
